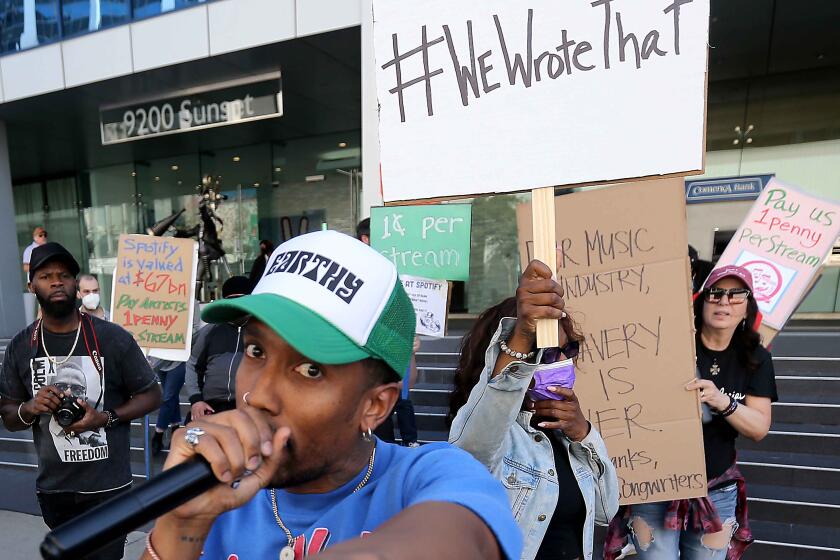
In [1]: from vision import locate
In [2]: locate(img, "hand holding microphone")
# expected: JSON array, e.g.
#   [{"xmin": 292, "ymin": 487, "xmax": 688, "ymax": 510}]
[
  {"xmin": 162, "ymin": 405, "xmax": 290, "ymax": 523},
  {"xmin": 40, "ymin": 403, "xmax": 290, "ymax": 559}
]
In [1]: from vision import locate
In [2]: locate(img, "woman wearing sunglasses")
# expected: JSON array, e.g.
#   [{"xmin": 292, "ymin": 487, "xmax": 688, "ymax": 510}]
[
  {"xmin": 606, "ymin": 264, "xmax": 778, "ymax": 560},
  {"xmin": 448, "ymin": 260, "xmax": 619, "ymax": 560}
]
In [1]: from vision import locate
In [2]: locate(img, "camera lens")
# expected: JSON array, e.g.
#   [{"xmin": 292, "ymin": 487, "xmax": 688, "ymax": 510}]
[{"xmin": 56, "ymin": 409, "xmax": 75, "ymax": 427}]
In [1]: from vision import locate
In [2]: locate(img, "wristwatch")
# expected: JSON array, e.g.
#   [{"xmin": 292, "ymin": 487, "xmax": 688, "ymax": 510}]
[{"xmin": 104, "ymin": 409, "xmax": 120, "ymax": 428}]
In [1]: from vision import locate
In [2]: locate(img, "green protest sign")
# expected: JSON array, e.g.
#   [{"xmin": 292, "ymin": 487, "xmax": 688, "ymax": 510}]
[{"xmin": 370, "ymin": 204, "xmax": 471, "ymax": 281}]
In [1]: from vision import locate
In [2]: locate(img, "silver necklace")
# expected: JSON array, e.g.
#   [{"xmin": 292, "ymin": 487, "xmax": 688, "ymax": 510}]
[
  {"xmin": 271, "ymin": 446, "xmax": 376, "ymax": 560},
  {"xmin": 40, "ymin": 318, "xmax": 82, "ymax": 367}
]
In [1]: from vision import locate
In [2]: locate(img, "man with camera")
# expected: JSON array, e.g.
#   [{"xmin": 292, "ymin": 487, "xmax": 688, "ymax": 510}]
[{"xmin": 0, "ymin": 242, "xmax": 161, "ymax": 560}]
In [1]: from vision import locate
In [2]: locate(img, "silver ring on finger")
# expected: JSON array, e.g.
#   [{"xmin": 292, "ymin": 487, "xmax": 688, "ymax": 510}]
[{"xmin": 184, "ymin": 426, "xmax": 206, "ymax": 448}]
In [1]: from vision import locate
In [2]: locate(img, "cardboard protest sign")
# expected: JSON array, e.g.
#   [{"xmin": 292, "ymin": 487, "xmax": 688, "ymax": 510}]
[
  {"xmin": 373, "ymin": 0, "xmax": 710, "ymax": 203},
  {"xmin": 111, "ymin": 235, "xmax": 197, "ymax": 353},
  {"xmin": 401, "ymin": 275, "xmax": 450, "ymax": 338},
  {"xmin": 714, "ymin": 179, "xmax": 840, "ymax": 331},
  {"xmin": 517, "ymin": 178, "xmax": 706, "ymax": 504},
  {"xmin": 371, "ymin": 204, "xmax": 472, "ymax": 281}
]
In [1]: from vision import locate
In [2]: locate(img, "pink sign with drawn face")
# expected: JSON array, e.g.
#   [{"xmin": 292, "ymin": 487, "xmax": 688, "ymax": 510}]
[
  {"xmin": 746, "ymin": 261, "xmax": 781, "ymax": 302},
  {"xmin": 716, "ymin": 179, "xmax": 840, "ymax": 330},
  {"xmin": 735, "ymin": 255, "xmax": 796, "ymax": 314}
]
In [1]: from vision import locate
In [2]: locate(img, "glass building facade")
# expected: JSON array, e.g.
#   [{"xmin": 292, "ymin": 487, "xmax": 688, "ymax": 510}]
[
  {"xmin": 13, "ymin": 133, "xmax": 362, "ymax": 306},
  {"xmin": 1, "ymin": 0, "xmax": 208, "ymax": 54}
]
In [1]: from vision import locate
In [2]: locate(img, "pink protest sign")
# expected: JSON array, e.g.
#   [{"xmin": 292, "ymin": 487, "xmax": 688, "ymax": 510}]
[{"xmin": 716, "ymin": 179, "xmax": 840, "ymax": 330}]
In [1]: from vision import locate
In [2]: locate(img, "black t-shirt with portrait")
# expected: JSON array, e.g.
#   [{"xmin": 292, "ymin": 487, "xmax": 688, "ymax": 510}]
[
  {"xmin": 696, "ymin": 338, "xmax": 778, "ymax": 482},
  {"xmin": 0, "ymin": 315, "xmax": 157, "ymax": 493}
]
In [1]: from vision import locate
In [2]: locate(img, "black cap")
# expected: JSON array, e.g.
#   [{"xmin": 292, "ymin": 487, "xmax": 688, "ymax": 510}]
[
  {"xmin": 222, "ymin": 276, "xmax": 253, "ymax": 299},
  {"xmin": 29, "ymin": 243, "xmax": 80, "ymax": 281}
]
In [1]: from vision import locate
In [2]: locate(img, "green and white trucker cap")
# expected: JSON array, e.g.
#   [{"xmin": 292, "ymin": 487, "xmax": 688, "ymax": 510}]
[{"xmin": 201, "ymin": 230, "xmax": 416, "ymax": 377}]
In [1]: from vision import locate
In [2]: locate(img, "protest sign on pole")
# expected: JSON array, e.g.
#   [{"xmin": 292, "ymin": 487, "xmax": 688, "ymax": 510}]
[
  {"xmin": 517, "ymin": 178, "xmax": 707, "ymax": 504},
  {"xmin": 400, "ymin": 274, "xmax": 450, "ymax": 338},
  {"xmin": 713, "ymin": 179, "xmax": 840, "ymax": 332},
  {"xmin": 373, "ymin": 0, "xmax": 710, "ymax": 346},
  {"xmin": 373, "ymin": 0, "xmax": 710, "ymax": 203},
  {"xmin": 111, "ymin": 235, "xmax": 197, "ymax": 359},
  {"xmin": 370, "ymin": 204, "xmax": 471, "ymax": 281}
]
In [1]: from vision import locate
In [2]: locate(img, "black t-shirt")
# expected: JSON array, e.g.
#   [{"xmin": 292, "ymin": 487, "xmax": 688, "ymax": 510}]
[
  {"xmin": 0, "ymin": 316, "xmax": 157, "ymax": 493},
  {"xmin": 696, "ymin": 339, "xmax": 778, "ymax": 481},
  {"xmin": 535, "ymin": 431, "xmax": 586, "ymax": 560}
]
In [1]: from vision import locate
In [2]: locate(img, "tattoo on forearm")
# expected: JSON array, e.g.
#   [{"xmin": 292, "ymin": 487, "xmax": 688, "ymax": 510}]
[{"xmin": 179, "ymin": 535, "xmax": 205, "ymax": 545}]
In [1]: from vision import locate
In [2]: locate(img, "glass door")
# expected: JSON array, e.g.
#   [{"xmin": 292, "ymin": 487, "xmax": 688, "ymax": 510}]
[{"xmin": 80, "ymin": 164, "xmax": 140, "ymax": 308}]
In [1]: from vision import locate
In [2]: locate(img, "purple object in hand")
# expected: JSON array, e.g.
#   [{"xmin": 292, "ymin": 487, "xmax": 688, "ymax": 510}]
[{"xmin": 527, "ymin": 358, "xmax": 575, "ymax": 401}]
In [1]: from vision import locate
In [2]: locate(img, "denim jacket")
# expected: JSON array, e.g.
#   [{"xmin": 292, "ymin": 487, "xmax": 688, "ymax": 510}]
[{"xmin": 449, "ymin": 318, "xmax": 619, "ymax": 560}]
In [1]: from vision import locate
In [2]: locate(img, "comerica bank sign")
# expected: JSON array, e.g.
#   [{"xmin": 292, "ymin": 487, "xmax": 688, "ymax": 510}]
[
  {"xmin": 100, "ymin": 72, "xmax": 283, "ymax": 145},
  {"xmin": 684, "ymin": 174, "xmax": 774, "ymax": 204}
]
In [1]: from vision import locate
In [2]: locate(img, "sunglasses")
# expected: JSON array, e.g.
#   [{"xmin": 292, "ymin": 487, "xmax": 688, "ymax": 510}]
[
  {"xmin": 37, "ymin": 232, "xmax": 48, "ymax": 237},
  {"xmin": 559, "ymin": 340, "xmax": 580, "ymax": 359},
  {"xmin": 704, "ymin": 287, "xmax": 751, "ymax": 304}
]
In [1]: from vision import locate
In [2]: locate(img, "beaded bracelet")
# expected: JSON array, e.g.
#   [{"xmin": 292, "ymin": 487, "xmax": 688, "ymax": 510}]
[
  {"xmin": 500, "ymin": 339, "xmax": 535, "ymax": 361},
  {"xmin": 145, "ymin": 530, "xmax": 162, "ymax": 560}
]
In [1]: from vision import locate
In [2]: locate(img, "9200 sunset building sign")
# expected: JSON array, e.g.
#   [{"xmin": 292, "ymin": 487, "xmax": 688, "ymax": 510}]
[{"xmin": 99, "ymin": 72, "xmax": 283, "ymax": 145}]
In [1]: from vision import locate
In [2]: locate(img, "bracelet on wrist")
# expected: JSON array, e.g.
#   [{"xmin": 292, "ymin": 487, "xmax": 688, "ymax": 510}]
[
  {"xmin": 17, "ymin": 403, "xmax": 35, "ymax": 426},
  {"xmin": 500, "ymin": 339, "xmax": 536, "ymax": 361},
  {"xmin": 718, "ymin": 396, "xmax": 738, "ymax": 417},
  {"xmin": 145, "ymin": 529, "xmax": 162, "ymax": 560},
  {"xmin": 104, "ymin": 409, "xmax": 119, "ymax": 428}
]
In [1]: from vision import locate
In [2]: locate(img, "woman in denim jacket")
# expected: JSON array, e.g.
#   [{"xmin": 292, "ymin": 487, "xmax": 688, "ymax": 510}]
[{"xmin": 449, "ymin": 261, "xmax": 619, "ymax": 560}]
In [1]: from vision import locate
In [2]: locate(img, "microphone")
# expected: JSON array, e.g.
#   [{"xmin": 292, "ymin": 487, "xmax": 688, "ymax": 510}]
[{"xmin": 40, "ymin": 458, "xmax": 218, "ymax": 560}]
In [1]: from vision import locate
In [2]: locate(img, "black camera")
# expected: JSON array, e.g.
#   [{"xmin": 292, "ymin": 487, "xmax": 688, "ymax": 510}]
[{"xmin": 55, "ymin": 396, "xmax": 85, "ymax": 427}]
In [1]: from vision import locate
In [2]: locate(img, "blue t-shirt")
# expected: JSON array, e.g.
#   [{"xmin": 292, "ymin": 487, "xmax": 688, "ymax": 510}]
[{"xmin": 201, "ymin": 440, "xmax": 522, "ymax": 559}]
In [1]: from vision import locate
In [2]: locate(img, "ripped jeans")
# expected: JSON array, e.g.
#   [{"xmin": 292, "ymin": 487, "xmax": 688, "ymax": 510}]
[{"xmin": 628, "ymin": 483, "xmax": 739, "ymax": 560}]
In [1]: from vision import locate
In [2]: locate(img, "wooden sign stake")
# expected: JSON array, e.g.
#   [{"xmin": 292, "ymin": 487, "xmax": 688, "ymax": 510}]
[{"xmin": 531, "ymin": 186, "xmax": 559, "ymax": 348}]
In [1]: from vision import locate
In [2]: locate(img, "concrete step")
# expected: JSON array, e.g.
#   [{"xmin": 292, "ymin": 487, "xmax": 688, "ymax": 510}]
[
  {"xmin": 772, "ymin": 402, "xmax": 840, "ymax": 425},
  {"xmin": 415, "ymin": 351, "xmax": 459, "ymax": 369},
  {"xmin": 747, "ymin": 484, "xmax": 840, "ymax": 529},
  {"xmin": 773, "ymin": 357, "xmax": 840, "ymax": 377},
  {"xmin": 409, "ymin": 383, "xmax": 453, "ymax": 407},
  {"xmin": 739, "ymin": 424, "xmax": 840, "ymax": 456},
  {"xmin": 415, "ymin": 366, "xmax": 457, "ymax": 386},
  {"xmin": 738, "ymin": 450, "xmax": 840, "ymax": 491},
  {"xmin": 410, "ymin": 405, "xmax": 449, "ymax": 433},
  {"xmin": 748, "ymin": 520, "xmax": 840, "ymax": 559},
  {"xmin": 776, "ymin": 375, "xmax": 840, "ymax": 399},
  {"xmin": 771, "ymin": 331, "xmax": 840, "ymax": 359},
  {"xmin": 416, "ymin": 336, "xmax": 463, "ymax": 353}
]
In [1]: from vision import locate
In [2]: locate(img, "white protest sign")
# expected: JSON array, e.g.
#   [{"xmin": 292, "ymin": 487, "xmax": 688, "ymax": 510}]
[
  {"xmin": 373, "ymin": 0, "xmax": 710, "ymax": 202},
  {"xmin": 401, "ymin": 274, "xmax": 449, "ymax": 337}
]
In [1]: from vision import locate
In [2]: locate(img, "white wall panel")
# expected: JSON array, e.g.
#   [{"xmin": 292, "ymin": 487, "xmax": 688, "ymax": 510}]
[
  {"xmin": 131, "ymin": 7, "xmax": 210, "ymax": 72},
  {"xmin": 62, "ymin": 27, "xmax": 134, "ymax": 88},
  {"xmin": 209, "ymin": 0, "xmax": 296, "ymax": 56},
  {"xmin": 296, "ymin": 0, "xmax": 361, "ymax": 37},
  {"xmin": 0, "ymin": 45, "xmax": 65, "ymax": 101}
]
